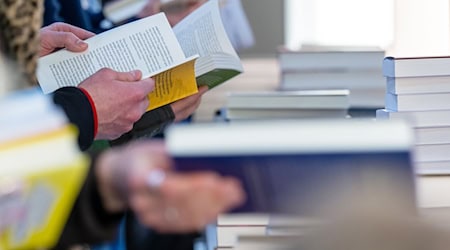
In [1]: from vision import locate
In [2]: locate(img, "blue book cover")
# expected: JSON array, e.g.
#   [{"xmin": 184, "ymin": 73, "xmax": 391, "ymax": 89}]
[{"xmin": 166, "ymin": 120, "xmax": 416, "ymax": 215}]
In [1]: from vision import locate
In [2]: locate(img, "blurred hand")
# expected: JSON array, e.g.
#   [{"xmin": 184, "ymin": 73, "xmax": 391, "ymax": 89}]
[
  {"xmin": 137, "ymin": 0, "xmax": 162, "ymax": 18},
  {"xmin": 39, "ymin": 22, "xmax": 95, "ymax": 57},
  {"xmin": 138, "ymin": 0, "xmax": 206, "ymax": 26},
  {"xmin": 170, "ymin": 85, "xmax": 208, "ymax": 122},
  {"xmin": 96, "ymin": 140, "xmax": 245, "ymax": 233},
  {"xmin": 79, "ymin": 69, "xmax": 155, "ymax": 140}
]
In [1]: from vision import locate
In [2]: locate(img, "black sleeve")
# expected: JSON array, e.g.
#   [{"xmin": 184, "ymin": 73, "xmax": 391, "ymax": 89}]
[
  {"xmin": 52, "ymin": 87, "xmax": 96, "ymax": 151},
  {"xmin": 109, "ymin": 105, "xmax": 175, "ymax": 147},
  {"xmin": 53, "ymin": 152, "xmax": 124, "ymax": 250}
]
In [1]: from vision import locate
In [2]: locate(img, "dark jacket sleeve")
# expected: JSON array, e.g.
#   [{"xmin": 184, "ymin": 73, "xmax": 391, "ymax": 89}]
[
  {"xmin": 53, "ymin": 152, "xmax": 124, "ymax": 250},
  {"xmin": 52, "ymin": 87, "xmax": 96, "ymax": 151},
  {"xmin": 110, "ymin": 105, "xmax": 175, "ymax": 147}
]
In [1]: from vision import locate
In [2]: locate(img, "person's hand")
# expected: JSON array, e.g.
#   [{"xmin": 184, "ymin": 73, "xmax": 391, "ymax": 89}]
[
  {"xmin": 138, "ymin": 0, "xmax": 206, "ymax": 26},
  {"xmin": 79, "ymin": 69, "xmax": 155, "ymax": 140},
  {"xmin": 170, "ymin": 85, "xmax": 208, "ymax": 122},
  {"xmin": 95, "ymin": 140, "xmax": 245, "ymax": 233},
  {"xmin": 39, "ymin": 22, "xmax": 95, "ymax": 57},
  {"xmin": 137, "ymin": 0, "xmax": 162, "ymax": 18}
]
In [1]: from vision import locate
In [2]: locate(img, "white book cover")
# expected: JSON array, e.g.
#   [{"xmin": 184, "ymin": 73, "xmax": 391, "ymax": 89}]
[
  {"xmin": 385, "ymin": 92, "xmax": 450, "ymax": 112},
  {"xmin": 376, "ymin": 109, "xmax": 450, "ymax": 128},
  {"xmin": 383, "ymin": 56, "xmax": 450, "ymax": 78},
  {"xmin": 415, "ymin": 161, "xmax": 450, "ymax": 176},
  {"xmin": 386, "ymin": 75, "xmax": 450, "ymax": 94},
  {"xmin": 414, "ymin": 126, "xmax": 450, "ymax": 145},
  {"xmin": 225, "ymin": 108, "xmax": 348, "ymax": 121},
  {"xmin": 414, "ymin": 143, "xmax": 450, "ymax": 162},
  {"xmin": 225, "ymin": 90, "xmax": 350, "ymax": 110},
  {"xmin": 281, "ymin": 70, "xmax": 385, "ymax": 90},
  {"xmin": 279, "ymin": 48, "xmax": 385, "ymax": 72}
]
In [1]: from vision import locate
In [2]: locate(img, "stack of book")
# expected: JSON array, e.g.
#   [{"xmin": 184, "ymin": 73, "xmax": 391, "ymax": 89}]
[
  {"xmin": 205, "ymin": 213, "xmax": 269, "ymax": 250},
  {"xmin": 222, "ymin": 89, "xmax": 350, "ymax": 121},
  {"xmin": 0, "ymin": 89, "xmax": 88, "ymax": 250},
  {"xmin": 277, "ymin": 46, "xmax": 386, "ymax": 110},
  {"xmin": 377, "ymin": 56, "xmax": 450, "ymax": 175}
]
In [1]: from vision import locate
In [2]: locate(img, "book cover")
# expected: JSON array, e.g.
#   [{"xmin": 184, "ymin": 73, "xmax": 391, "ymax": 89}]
[
  {"xmin": 0, "ymin": 126, "xmax": 88, "ymax": 250},
  {"xmin": 278, "ymin": 47, "xmax": 385, "ymax": 72},
  {"xmin": 383, "ymin": 56, "xmax": 450, "ymax": 78},
  {"xmin": 386, "ymin": 75, "xmax": 450, "ymax": 95},
  {"xmin": 376, "ymin": 108, "xmax": 450, "ymax": 128},
  {"xmin": 0, "ymin": 90, "xmax": 89, "ymax": 249},
  {"xmin": 166, "ymin": 119, "xmax": 416, "ymax": 214},
  {"xmin": 225, "ymin": 90, "xmax": 350, "ymax": 110},
  {"xmin": 385, "ymin": 92, "xmax": 450, "ymax": 111}
]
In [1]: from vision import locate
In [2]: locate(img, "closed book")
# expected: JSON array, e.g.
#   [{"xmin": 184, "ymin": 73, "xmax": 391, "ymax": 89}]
[
  {"xmin": 279, "ymin": 47, "xmax": 384, "ymax": 72},
  {"xmin": 414, "ymin": 143, "xmax": 450, "ymax": 162},
  {"xmin": 385, "ymin": 92, "xmax": 450, "ymax": 111},
  {"xmin": 280, "ymin": 70, "xmax": 385, "ymax": 90},
  {"xmin": 234, "ymin": 235, "xmax": 302, "ymax": 250},
  {"xmin": 415, "ymin": 161, "xmax": 450, "ymax": 176},
  {"xmin": 216, "ymin": 225, "xmax": 267, "ymax": 247},
  {"xmin": 376, "ymin": 109, "xmax": 450, "ymax": 128},
  {"xmin": 414, "ymin": 126, "xmax": 450, "ymax": 145},
  {"xmin": 386, "ymin": 75, "xmax": 450, "ymax": 94},
  {"xmin": 0, "ymin": 89, "xmax": 88, "ymax": 250},
  {"xmin": 383, "ymin": 56, "xmax": 450, "ymax": 78},
  {"xmin": 166, "ymin": 119, "xmax": 415, "ymax": 214},
  {"xmin": 225, "ymin": 108, "xmax": 348, "ymax": 121},
  {"xmin": 225, "ymin": 90, "xmax": 350, "ymax": 110},
  {"xmin": 416, "ymin": 176, "xmax": 450, "ymax": 208}
]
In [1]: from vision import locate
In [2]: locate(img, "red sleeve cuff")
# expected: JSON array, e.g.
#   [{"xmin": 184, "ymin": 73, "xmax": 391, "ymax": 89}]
[{"xmin": 79, "ymin": 87, "xmax": 98, "ymax": 138}]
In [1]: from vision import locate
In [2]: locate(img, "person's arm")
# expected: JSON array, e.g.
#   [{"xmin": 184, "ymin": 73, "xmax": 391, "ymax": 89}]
[
  {"xmin": 53, "ymin": 152, "xmax": 124, "ymax": 250},
  {"xmin": 55, "ymin": 140, "xmax": 244, "ymax": 249},
  {"xmin": 52, "ymin": 87, "xmax": 97, "ymax": 151}
]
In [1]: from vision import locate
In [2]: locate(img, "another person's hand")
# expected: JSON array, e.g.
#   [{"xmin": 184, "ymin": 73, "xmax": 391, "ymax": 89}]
[
  {"xmin": 96, "ymin": 140, "xmax": 245, "ymax": 233},
  {"xmin": 137, "ymin": 0, "xmax": 162, "ymax": 18},
  {"xmin": 39, "ymin": 22, "xmax": 95, "ymax": 57},
  {"xmin": 79, "ymin": 69, "xmax": 155, "ymax": 140},
  {"xmin": 170, "ymin": 85, "xmax": 208, "ymax": 122},
  {"xmin": 138, "ymin": 0, "xmax": 206, "ymax": 26}
]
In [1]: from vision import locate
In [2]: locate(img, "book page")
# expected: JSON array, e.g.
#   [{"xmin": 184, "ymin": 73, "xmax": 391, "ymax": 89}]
[
  {"xmin": 37, "ymin": 13, "xmax": 187, "ymax": 94},
  {"xmin": 173, "ymin": 0, "xmax": 238, "ymax": 61},
  {"xmin": 147, "ymin": 57, "xmax": 198, "ymax": 110}
]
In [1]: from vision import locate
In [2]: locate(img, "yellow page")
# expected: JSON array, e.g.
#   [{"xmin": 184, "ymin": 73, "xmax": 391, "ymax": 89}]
[{"xmin": 147, "ymin": 58, "xmax": 198, "ymax": 111}]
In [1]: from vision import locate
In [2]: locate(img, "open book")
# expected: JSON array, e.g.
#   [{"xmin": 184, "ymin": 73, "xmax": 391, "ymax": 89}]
[
  {"xmin": 0, "ymin": 89, "xmax": 88, "ymax": 250},
  {"xmin": 37, "ymin": 0, "xmax": 242, "ymax": 111}
]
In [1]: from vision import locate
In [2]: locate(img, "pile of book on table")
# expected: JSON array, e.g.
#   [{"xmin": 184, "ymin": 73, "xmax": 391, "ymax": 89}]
[
  {"xmin": 277, "ymin": 45, "xmax": 386, "ymax": 112},
  {"xmin": 222, "ymin": 89, "xmax": 350, "ymax": 121},
  {"xmin": 377, "ymin": 56, "xmax": 450, "ymax": 175},
  {"xmin": 0, "ymin": 88, "xmax": 88, "ymax": 250}
]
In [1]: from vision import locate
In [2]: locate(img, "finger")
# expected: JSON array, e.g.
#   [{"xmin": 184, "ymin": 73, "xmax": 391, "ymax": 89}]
[
  {"xmin": 49, "ymin": 22, "xmax": 95, "ymax": 40},
  {"xmin": 138, "ymin": 77, "xmax": 156, "ymax": 94},
  {"xmin": 46, "ymin": 31, "xmax": 89, "ymax": 52},
  {"xmin": 198, "ymin": 85, "xmax": 209, "ymax": 94},
  {"xmin": 114, "ymin": 70, "xmax": 143, "ymax": 82}
]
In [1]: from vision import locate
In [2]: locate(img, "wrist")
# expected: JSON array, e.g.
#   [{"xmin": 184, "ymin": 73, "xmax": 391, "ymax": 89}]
[{"xmin": 95, "ymin": 150, "xmax": 128, "ymax": 213}]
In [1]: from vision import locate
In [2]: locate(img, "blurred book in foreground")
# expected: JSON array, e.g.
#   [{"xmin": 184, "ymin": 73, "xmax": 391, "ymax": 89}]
[
  {"xmin": 166, "ymin": 119, "xmax": 416, "ymax": 214},
  {"xmin": 0, "ymin": 89, "xmax": 88, "ymax": 250}
]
